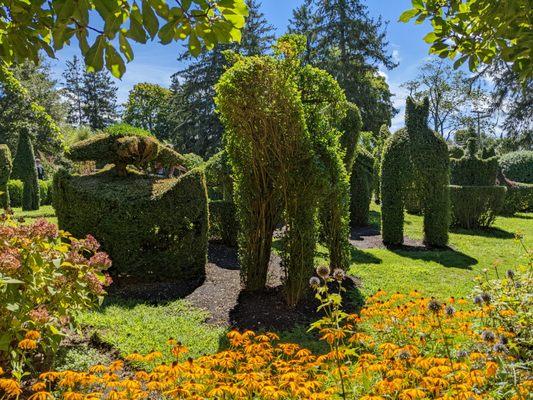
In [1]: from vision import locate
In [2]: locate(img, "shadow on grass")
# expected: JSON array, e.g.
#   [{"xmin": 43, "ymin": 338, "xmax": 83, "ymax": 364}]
[
  {"xmin": 387, "ymin": 244, "xmax": 478, "ymax": 269},
  {"xmin": 350, "ymin": 247, "xmax": 382, "ymax": 264},
  {"xmin": 511, "ymin": 213, "xmax": 532, "ymax": 220},
  {"xmin": 450, "ymin": 226, "xmax": 515, "ymax": 239}
]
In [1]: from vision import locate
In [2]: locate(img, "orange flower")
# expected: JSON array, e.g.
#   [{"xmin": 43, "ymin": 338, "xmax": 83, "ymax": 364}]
[{"xmin": 18, "ymin": 338, "xmax": 38, "ymax": 350}]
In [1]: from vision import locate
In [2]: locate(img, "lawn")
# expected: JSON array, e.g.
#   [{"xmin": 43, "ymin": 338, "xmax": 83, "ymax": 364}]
[{"xmin": 12, "ymin": 205, "xmax": 57, "ymax": 225}]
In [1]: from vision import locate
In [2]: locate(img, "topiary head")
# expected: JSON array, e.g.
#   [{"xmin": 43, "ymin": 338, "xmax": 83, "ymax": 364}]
[
  {"xmin": 405, "ymin": 96, "xmax": 429, "ymax": 132},
  {"xmin": 465, "ymin": 137, "xmax": 478, "ymax": 158}
]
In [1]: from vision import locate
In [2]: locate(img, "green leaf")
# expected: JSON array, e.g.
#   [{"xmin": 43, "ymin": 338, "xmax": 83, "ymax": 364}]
[
  {"xmin": 119, "ymin": 32, "xmax": 134, "ymax": 61},
  {"xmin": 85, "ymin": 34, "xmax": 106, "ymax": 72},
  {"xmin": 105, "ymin": 44, "xmax": 126, "ymax": 78},
  {"xmin": 399, "ymin": 9, "xmax": 418, "ymax": 23},
  {"xmin": 188, "ymin": 33, "xmax": 201, "ymax": 56},
  {"xmin": 412, "ymin": 0, "xmax": 424, "ymax": 10},
  {"xmin": 158, "ymin": 20, "xmax": 176, "ymax": 44},
  {"xmin": 423, "ymin": 32, "xmax": 437, "ymax": 44},
  {"xmin": 142, "ymin": 0, "xmax": 159, "ymax": 39}
]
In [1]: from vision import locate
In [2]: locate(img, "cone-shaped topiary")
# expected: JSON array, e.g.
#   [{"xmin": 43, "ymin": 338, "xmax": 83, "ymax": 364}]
[
  {"xmin": 0, "ymin": 144, "xmax": 12, "ymax": 208},
  {"xmin": 12, "ymin": 128, "xmax": 40, "ymax": 211},
  {"xmin": 380, "ymin": 97, "xmax": 450, "ymax": 247},
  {"xmin": 350, "ymin": 148, "xmax": 374, "ymax": 226}
]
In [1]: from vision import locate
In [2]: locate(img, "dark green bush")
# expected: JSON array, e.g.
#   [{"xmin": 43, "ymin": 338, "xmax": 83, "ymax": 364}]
[
  {"xmin": 450, "ymin": 185, "xmax": 507, "ymax": 228},
  {"xmin": 39, "ymin": 180, "xmax": 53, "ymax": 205},
  {"xmin": 339, "ymin": 102, "xmax": 362, "ymax": 172},
  {"xmin": 0, "ymin": 144, "xmax": 12, "ymax": 208},
  {"xmin": 448, "ymin": 145, "xmax": 464, "ymax": 159},
  {"xmin": 380, "ymin": 97, "xmax": 450, "ymax": 247},
  {"xmin": 7, "ymin": 180, "xmax": 22, "ymax": 207},
  {"xmin": 53, "ymin": 166, "xmax": 208, "ymax": 280},
  {"xmin": 499, "ymin": 150, "xmax": 533, "ymax": 183},
  {"xmin": 209, "ymin": 200, "xmax": 237, "ymax": 246},
  {"xmin": 12, "ymin": 129, "xmax": 40, "ymax": 210},
  {"xmin": 372, "ymin": 124, "xmax": 390, "ymax": 205},
  {"xmin": 500, "ymin": 183, "xmax": 533, "ymax": 215},
  {"xmin": 181, "ymin": 153, "xmax": 204, "ymax": 170},
  {"xmin": 350, "ymin": 148, "xmax": 374, "ymax": 226},
  {"xmin": 450, "ymin": 139, "xmax": 499, "ymax": 186}
]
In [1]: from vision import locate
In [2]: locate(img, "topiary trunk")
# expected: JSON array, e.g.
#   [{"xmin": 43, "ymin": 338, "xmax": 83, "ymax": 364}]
[{"xmin": 12, "ymin": 129, "xmax": 40, "ymax": 211}]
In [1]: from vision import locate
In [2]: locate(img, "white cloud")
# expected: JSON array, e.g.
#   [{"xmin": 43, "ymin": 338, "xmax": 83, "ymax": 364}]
[{"xmin": 392, "ymin": 49, "xmax": 401, "ymax": 64}]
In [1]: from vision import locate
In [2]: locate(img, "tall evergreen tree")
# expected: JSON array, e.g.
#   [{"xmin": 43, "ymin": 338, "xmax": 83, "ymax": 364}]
[
  {"xmin": 62, "ymin": 55, "xmax": 85, "ymax": 126},
  {"xmin": 168, "ymin": 0, "xmax": 275, "ymax": 157},
  {"xmin": 12, "ymin": 128, "xmax": 40, "ymax": 211},
  {"xmin": 81, "ymin": 70, "xmax": 118, "ymax": 130},
  {"xmin": 289, "ymin": 0, "xmax": 397, "ymax": 134}
]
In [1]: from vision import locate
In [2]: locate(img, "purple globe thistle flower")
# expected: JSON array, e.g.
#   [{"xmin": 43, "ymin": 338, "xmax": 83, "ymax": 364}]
[
  {"xmin": 473, "ymin": 295, "xmax": 483, "ymax": 305},
  {"xmin": 428, "ymin": 298, "xmax": 442, "ymax": 314},
  {"xmin": 481, "ymin": 330, "xmax": 496, "ymax": 343},
  {"xmin": 316, "ymin": 265, "xmax": 330, "ymax": 279},
  {"xmin": 498, "ymin": 335, "xmax": 509, "ymax": 345},
  {"xmin": 493, "ymin": 343, "xmax": 508, "ymax": 353},
  {"xmin": 445, "ymin": 305, "xmax": 456, "ymax": 317},
  {"xmin": 309, "ymin": 276, "xmax": 320, "ymax": 289},
  {"xmin": 332, "ymin": 268, "xmax": 345, "ymax": 282}
]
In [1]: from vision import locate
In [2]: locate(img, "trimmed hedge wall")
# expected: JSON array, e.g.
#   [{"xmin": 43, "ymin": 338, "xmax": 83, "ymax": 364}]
[
  {"xmin": 53, "ymin": 166, "xmax": 208, "ymax": 280},
  {"xmin": 0, "ymin": 144, "xmax": 12, "ymax": 208},
  {"xmin": 350, "ymin": 148, "xmax": 374, "ymax": 226},
  {"xmin": 500, "ymin": 183, "xmax": 533, "ymax": 215},
  {"xmin": 7, "ymin": 180, "xmax": 52, "ymax": 207},
  {"xmin": 499, "ymin": 150, "xmax": 533, "ymax": 183},
  {"xmin": 450, "ymin": 185, "xmax": 507, "ymax": 229},
  {"xmin": 450, "ymin": 142, "xmax": 499, "ymax": 186}
]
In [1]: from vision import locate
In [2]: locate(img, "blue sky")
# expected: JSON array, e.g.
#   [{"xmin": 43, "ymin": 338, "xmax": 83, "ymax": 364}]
[{"xmin": 51, "ymin": 0, "xmax": 437, "ymax": 131}]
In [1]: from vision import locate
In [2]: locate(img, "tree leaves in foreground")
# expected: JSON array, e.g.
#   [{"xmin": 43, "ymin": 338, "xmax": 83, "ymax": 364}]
[
  {"xmin": 400, "ymin": 0, "xmax": 532, "ymax": 83},
  {"xmin": 0, "ymin": 0, "xmax": 249, "ymax": 78}
]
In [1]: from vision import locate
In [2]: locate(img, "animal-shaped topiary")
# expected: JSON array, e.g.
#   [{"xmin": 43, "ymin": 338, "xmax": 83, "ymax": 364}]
[
  {"xmin": 380, "ymin": 97, "xmax": 450, "ymax": 247},
  {"xmin": 54, "ymin": 133, "xmax": 208, "ymax": 281}
]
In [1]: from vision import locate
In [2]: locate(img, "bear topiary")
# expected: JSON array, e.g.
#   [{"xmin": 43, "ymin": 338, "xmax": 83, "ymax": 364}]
[
  {"xmin": 0, "ymin": 144, "xmax": 12, "ymax": 208},
  {"xmin": 12, "ymin": 128, "xmax": 40, "ymax": 211},
  {"xmin": 54, "ymin": 133, "xmax": 208, "ymax": 281},
  {"xmin": 380, "ymin": 97, "xmax": 450, "ymax": 247},
  {"xmin": 450, "ymin": 138, "xmax": 499, "ymax": 186},
  {"xmin": 349, "ymin": 148, "xmax": 374, "ymax": 226}
]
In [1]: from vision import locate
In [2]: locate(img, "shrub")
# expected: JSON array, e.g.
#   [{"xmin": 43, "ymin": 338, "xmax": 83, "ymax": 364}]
[
  {"xmin": 208, "ymin": 200, "xmax": 238, "ymax": 246},
  {"xmin": 11, "ymin": 129, "xmax": 40, "ymax": 211},
  {"xmin": 38, "ymin": 180, "xmax": 53, "ymax": 206},
  {"xmin": 349, "ymin": 148, "xmax": 374, "ymax": 226},
  {"xmin": 102, "ymin": 123, "xmax": 152, "ymax": 138},
  {"xmin": 6, "ymin": 180, "xmax": 22, "ymax": 208},
  {"xmin": 372, "ymin": 124, "xmax": 390, "ymax": 205},
  {"xmin": 339, "ymin": 102, "xmax": 362, "ymax": 172},
  {"xmin": 0, "ymin": 144, "xmax": 12, "ymax": 208},
  {"xmin": 500, "ymin": 182, "xmax": 533, "ymax": 215},
  {"xmin": 448, "ymin": 144, "xmax": 464, "ymax": 159},
  {"xmin": 450, "ymin": 138, "xmax": 499, "ymax": 186},
  {"xmin": 381, "ymin": 97, "xmax": 450, "ymax": 247},
  {"xmin": 204, "ymin": 150, "xmax": 232, "ymax": 201},
  {"xmin": 450, "ymin": 185, "xmax": 507, "ymax": 228},
  {"xmin": 216, "ymin": 35, "xmax": 350, "ymax": 305},
  {"xmin": 53, "ymin": 166, "xmax": 208, "ymax": 280},
  {"xmin": 499, "ymin": 150, "xmax": 533, "ymax": 183},
  {"xmin": 0, "ymin": 214, "xmax": 111, "ymax": 376},
  {"xmin": 181, "ymin": 153, "xmax": 204, "ymax": 170}
]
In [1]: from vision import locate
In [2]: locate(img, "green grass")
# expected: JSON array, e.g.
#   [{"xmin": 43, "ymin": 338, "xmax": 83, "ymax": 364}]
[
  {"xmin": 12, "ymin": 205, "xmax": 57, "ymax": 224},
  {"xmin": 76, "ymin": 298, "xmax": 226, "ymax": 367},
  {"xmin": 346, "ymin": 204, "xmax": 532, "ymax": 299}
]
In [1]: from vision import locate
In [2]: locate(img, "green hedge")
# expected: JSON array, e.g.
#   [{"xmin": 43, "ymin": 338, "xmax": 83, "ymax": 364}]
[
  {"xmin": 500, "ymin": 183, "xmax": 533, "ymax": 215},
  {"xmin": 12, "ymin": 129, "xmax": 40, "ymax": 210},
  {"xmin": 499, "ymin": 150, "xmax": 533, "ymax": 183},
  {"xmin": 350, "ymin": 148, "xmax": 374, "ymax": 226},
  {"xmin": 450, "ymin": 185, "xmax": 507, "ymax": 229},
  {"xmin": 450, "ymin": 155, "xmax": 499, "ymax": 186},
  {"xmin": 53, "ymin": 166, "xmax": 208, "ymax": 280},
  {"xmin": 7, "ymin": 180, "xmax": 22, "ymax": 207},
  {"xmin": 38, "ymin": 180, "xmax": 53, "ymax": 205},
  {"xmin": 209, "ymin": 200, "xmax": 237, "ymax": 246},
  {"xmin": 0, "ymin": 144, "xmax": 12, "ymax": 208}
]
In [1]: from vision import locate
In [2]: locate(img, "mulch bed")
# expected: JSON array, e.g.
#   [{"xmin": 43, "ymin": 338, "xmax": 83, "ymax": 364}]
[{"xmin": 349, "ymin": 225, "xmax": 426, "ymax": 249}]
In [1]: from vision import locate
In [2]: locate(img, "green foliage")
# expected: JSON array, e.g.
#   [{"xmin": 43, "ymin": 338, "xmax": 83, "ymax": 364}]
[
  {"xmin": 103, "ymin": 123, "xmax": 152, "ymax": 138},
  {"xmin": 381, "ymin": 97, "xmax": 450, "ymax": 247},
  {"xmin": 450, "ymin": 139, "xmax": 499, "ymax": 186},
  {"xmin": 448, "ymin": 144, "xmax": 464, "ymax": 159},
  {"xmin": 12, "ymin": 130, "xmax": 40, "ymax": 211},
  {"xmin": 0, "ymin": 215, "xmax": 111, "ymax": 376},
  {"xmin": 123, "ymin": 83, "xmax": 172, "ymax": 140},
  {"xmin": 0, "ymin": 0, "xmax": 248, "ymax": 78},
  {"xmin": 7, "ymin": 180, "xmax": 22, "ymax": 208},
  {"xmin": 372, "ymin": 124, "xmax": 390, "ymax": 204},
  {"xmin": 349, "ymin": 148, "xmax": 374, "ymax": 226},
  {"xmin": 0, "ymin": 145, "xmax": 12, "ymax": 208},
  {"xmin": 215, "ymin": 38, "xmax": 350, "ymax": 305},
  {"xmin": 499, "ymin": 150, "xmax": 533, "ymax": 183},
  {"xmin": 204, "ymin": 150, "xmax": 233, "ymax": 200},
  {"xmin": 450, "ymin": 185, "xmax": 507, "ymax": 229},
  {"xmin": 181, "ymin": 153, "xmax": 205, "ymax": 170},
  {"xmin": 339, "ymin": 102, "xmax": 362, "ymax": 172},
  {"xmin": 401, "ymin": 0, "xmax": 531, "ymax": 83},
  {"xmin": 53, "ymin": 166, "xmax": 208, "ymax": 280},
  {"xmin": 81, "ymin": 70, "xmax": 118, "ymax": 130},
  {"xmin": 38, "ymin": 180, "xmax": 53, "ymax": 206},
  {"xmin": 209, "ymin": 200, "xmax": 238, "ymax": 247},
  {"xmin": 500, "ymin": 183, "xmax": 533, "ymax": 215}
]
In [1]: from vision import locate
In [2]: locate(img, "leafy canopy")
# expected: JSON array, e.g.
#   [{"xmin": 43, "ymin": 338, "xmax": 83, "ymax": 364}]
[
  {"xmin": 0, "ymin": 0, "xmax": 249, "ymax": 77},
  {"xmin": 400, "ymin": 0, "xmax": 532, "ymax": 83}
]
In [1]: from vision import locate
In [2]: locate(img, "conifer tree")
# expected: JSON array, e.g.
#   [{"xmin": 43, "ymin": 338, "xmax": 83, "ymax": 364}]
[
  {"xmin": 62, "ymin": 55, "xmax": 85, "ymax": 126},
  {"xmin": 12, "ymin": 128, "xmax": 40, "ymax": 211},
  {"xmin": 289, "ymin": 0, "xmax": 397, "ymax": 134},
  {"xmin": 81, "ymin": 70, "xmax": 118, "ymax": 130},
  {"xmin": 168, "ymin": 0, "xmax": 275, "ymax": 157}
]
